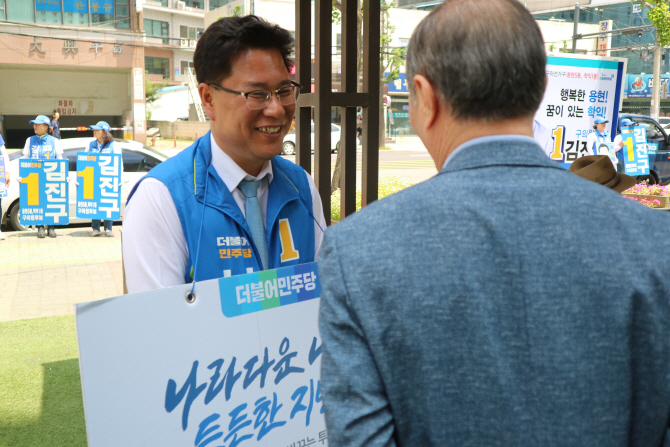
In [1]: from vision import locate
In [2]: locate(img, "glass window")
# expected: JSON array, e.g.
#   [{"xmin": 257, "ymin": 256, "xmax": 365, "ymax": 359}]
[
  {"xmin": 162, "ymin": 0, "xmax": 168, "ymax": 5},
  {"xmin": 185, "ymin": 0, "xmax": 204, "ymax": 9},
  {"xmin": 91, "ymin": 0, "xmax": 115, "ymax": 28},
  {"xmin": 145, "ymin": 57, "xmax": 170, "ymax": 79},
  {"xmin": 180, "ymin": 60, "xmax": 194, "ymax": 76},
  {"xmin": 7, "ymin": 0, "xmax": 35, "ymax": 23},
  {"xmin": 0, "ymin": 2, "xmax": 4, "ymax": 20},
  {"xmin": 63, "ymin": 0, "xmax": 88, "ymax": 26},
  {"xmin": 180, "ymin": 25, "xmax": 201, "ymax": 40},
  {"xmin": 116, "ymin": 0, "xmax": 130, "ymax": 29},
  {"xmin": 145, "ymin": 19, "xmax": 169, "ymax": 44},
  {"xmin": 336, "ymin": 34, "xmax": 341, "ymax": 53},
  {"xmin": 122, "ymin": 150, "xmax": 144, "ymax": 173}
]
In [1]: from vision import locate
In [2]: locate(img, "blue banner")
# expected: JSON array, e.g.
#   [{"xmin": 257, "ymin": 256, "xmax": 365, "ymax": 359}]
[
  {"xmin": 36, "ymin": 0, "xmax": 61, "ymax": 12},
  {"xmin": 19, "ymin": 159, "xmax": 69, "ymax": 226},
  {"xmin": 622, "ymin": 126, "xmax": 650, "ymax": 176},
  {"xmin": 90, "ymin": 0, "xmax": 114, "ymax": 15},
  {"xmin": 76, "ymin": 152, "xmax": 121, "ymax": 220},
  {"xmin": 386, "ymin": 72, "xmax": 408, "ymax": 93},
  {"xmin": 0, "ymin": 157, "xmax": 6, "ymax": 198},
  {"xmin": 626, "ymin": 74, "xmax": 670, "ymax": 99},
  {"xmin": 64, "ymin": 0, "xmax": 88, "ymax": 13}
]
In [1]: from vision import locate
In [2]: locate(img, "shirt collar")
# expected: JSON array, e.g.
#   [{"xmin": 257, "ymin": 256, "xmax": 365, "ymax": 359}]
[
  {"xmin": 442, "ymin": 135, "xmax": 539, "ymax": 170},
  {"xmin": 209, "ymin": 133, "xmax": 274, "ymax": 193}
]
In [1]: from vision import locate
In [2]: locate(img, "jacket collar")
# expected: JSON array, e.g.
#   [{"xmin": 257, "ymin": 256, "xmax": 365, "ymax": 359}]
[
  {"xmin": 193, "ymin": 131, "xmax": 301, "ymax": 228},
  {"xmin": 440, "ymin": 137, "xmax": 565, "ymax": 175}
]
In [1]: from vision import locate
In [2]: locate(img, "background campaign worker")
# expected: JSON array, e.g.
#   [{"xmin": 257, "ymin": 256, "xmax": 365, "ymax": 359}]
[
  {"xmin": 122, "ymin": 16, "xmax": 326, "ymax": 294},
  {"xmin": 87, "ymin": 121, "xmax": 121, "ymax": 237},
  {"xmin": 51, "ymin": 112, "xmax": 60, "ymax": 139},
  {"xmin": 0, "ymin": 127, "xmax": 9, "ymax": 241},
  {"xmin": 585, "ymin": 116, "xmax": 612, "ymax": 156},
  {"xmin": 318, "ymin": 1, "xmax": 670, "ymax": 445},
  {"xmin": 20, "ymin": 115, "xmax": 62, "ymax": 239}
]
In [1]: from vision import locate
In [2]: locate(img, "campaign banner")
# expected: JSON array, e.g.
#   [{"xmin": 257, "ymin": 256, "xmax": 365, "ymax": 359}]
[
  {"xmin": 76, "ymin": 262, "xmax": 329, "ymax": 447},
  {"xmin": 0, "ymin": 157, "xmax": 6, "ymax": 198},
  {"xmin": 19, "ymin": 159, "xmax": 68, "ymax": 226},
  {"xmin": 534, "ymin": 54, "xmax": 626, "ymax": 169},
  {"xmin": 76, "ymin": 153, "xmax": 121, "ymax": 220},
  {"xmin": 621, "ymin": 126, "xmax": 650, "ymax": 176},
  {"xmin": 648, "ymin": 141, "xmax": 659, "ymax": 155}
]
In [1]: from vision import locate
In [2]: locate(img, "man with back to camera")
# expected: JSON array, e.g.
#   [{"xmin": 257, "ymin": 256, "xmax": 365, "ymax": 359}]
[
  {"xmin": 123, "ymin": 16, "xmax": 326, "ymax": 294},
  {"xmin": 318, "ymin": 1, "xmax": 670, "ymax": 445}
]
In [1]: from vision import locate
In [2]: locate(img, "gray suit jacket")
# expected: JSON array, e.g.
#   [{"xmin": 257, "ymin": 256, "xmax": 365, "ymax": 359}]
[{"xmin": 318, "ymin": 137, "xmax": 670, "ymax": 446}]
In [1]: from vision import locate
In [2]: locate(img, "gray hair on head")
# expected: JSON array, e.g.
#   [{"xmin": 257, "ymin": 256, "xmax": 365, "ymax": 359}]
[{"xmin": 405, "ymin": 0, "xmax": 547, "ymax": 122}]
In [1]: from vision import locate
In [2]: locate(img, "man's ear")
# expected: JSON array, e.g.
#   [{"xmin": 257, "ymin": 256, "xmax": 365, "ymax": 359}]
[
  {"xmin": 412, "ymin": 74, "xmax": 440, "ymax": 130},
  {"xmin": 199, "ymin": 83, "xmax": 216, "ymax": 120}
]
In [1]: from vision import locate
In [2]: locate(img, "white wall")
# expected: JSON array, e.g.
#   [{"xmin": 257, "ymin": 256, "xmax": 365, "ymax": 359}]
[
  {"xmin": 0, "ymin": 66, "xmax": 131, "ymax": 116},
  {"xmin": 150, "ymin": 87, "xmax": 191, "ymax": 121}
]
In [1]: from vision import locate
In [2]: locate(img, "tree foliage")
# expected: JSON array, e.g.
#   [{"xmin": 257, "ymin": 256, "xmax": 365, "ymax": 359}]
[
  {"xmin": 645, "ymin": 0, "xmax": 670, "ymax": 47},
  {"xmin": 145, "ymin": 74, "xmax": 170, "ymax": 120}
]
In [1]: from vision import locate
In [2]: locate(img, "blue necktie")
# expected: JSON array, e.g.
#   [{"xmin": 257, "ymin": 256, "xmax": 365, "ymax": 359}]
[{"xmin": 238, "ymin": 179, "xmax": 269, "ymax": 270}]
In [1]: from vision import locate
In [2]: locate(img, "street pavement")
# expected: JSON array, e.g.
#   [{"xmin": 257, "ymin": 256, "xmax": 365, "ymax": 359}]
[
  {"xmin": 0, "ymin": 225, "xmax": 124, "ymax": 322},
  {"xmin": 0, "ymin": 135, "xmax": 431, "ymax": 323}
]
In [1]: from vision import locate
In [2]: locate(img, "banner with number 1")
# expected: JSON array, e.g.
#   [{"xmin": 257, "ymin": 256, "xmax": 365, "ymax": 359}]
[
  {"xmin": 76, "ymin": 153, "xmax": 121, "ymax": 220},
  {"xmin": 19, "ymin": 159, "xmax": 69, "ymax": 226}
]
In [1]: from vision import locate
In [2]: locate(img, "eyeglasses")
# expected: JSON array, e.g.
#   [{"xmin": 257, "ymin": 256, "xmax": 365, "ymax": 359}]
[{"xmin": 208, "ymin": 81, "xmax": 301, "ymax": 110}]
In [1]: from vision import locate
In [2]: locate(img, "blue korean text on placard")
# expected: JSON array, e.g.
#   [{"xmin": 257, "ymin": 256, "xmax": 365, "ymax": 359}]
[
  {"xmin": 0, "ymin": 157, "xmax": 6, "ymax": 198},
  {"xmin": 76, "ymin": 152, "xmax": 121, "ymax": 220},
  {"xmin": 219, "ymin": 263, "xmax": 321, "ymax": 318},
  {"xmin": 622, "ymin": 126, "xmax": 650, "ymax": 176},
  {"xmin": 164, "ymin": 332, "xmax": 328, "ymax": 444},
  {"xmin": 648, "ymin": 141, "xmax": 659, "ymax": 154},
  {"xmin": 19, "ymin": 159, "xmax": 69, "ymax": 226}
]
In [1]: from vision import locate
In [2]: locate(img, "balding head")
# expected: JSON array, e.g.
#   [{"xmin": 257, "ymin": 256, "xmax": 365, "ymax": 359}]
[{"xmin": 406, "ymin": 0, "xmax": 546, "ymax": 122}]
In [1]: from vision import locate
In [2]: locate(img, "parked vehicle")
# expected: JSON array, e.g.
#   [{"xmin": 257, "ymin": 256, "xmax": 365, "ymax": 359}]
[
  {"xmin": 282, "ymin": 123, "xmax": 356, "ymax": 155},
  {"xmin": 1, "ymin": 138, "xmax": 168, "ymax": 231},
  {"xmin": 616, "ymin": 114, "xmax": 670, "ymax": 184}
]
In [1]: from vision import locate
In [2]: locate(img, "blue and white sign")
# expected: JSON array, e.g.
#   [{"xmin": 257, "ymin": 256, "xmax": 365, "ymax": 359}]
[
  {"xmin": 76, "ymin": 263, "xmax": 328, "ymax": 447},
  {"xmin": 595, "ymin": 141, "xmax": 618, "ymax": 167},
  {"xmin": 36, "ymin": 0, "xmax": 61, "ymax": 12},
  {"xmin": 648, "ymin": 141, "xmax": 659, "ymax": 154},
  {"xmin": 90, "ymin": 0, "xmax": 114, "ymax": 14},
  {"xmin": 534, "ymin": 54, "xmax": 626, "ymax": 169},
  {"xmin": 625, "ymin": 74, "xmax": 670, "ymax": 99},
  {"xmin": 0, "ymin": 157, "xmax": 6, "ymax": 198},
  {"xmin": 621, "ymin": 126, "xmax": 650, "ymax": 176},
  {"xmin": 19, "ymin": 159, "xmax": 69, "ymax": 226},
  {"xmin": 385, "ymin": 72, "xmax": 408, "ymax": 93},
  {"xmin": 64, "ymin": 0, "xmax": 88, "ymax": 13},
  {"xmin": 76, "ymin": 153, "xmax": 121, "ymax": 220}
]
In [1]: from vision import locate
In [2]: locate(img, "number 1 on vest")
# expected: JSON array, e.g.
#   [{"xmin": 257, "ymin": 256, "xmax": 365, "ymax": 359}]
[{"xmin": 278, "ymin": 218, "xmax": 300, "ymax": 262}]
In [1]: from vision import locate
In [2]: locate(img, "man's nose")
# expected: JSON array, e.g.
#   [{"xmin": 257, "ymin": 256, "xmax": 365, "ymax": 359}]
[{"xmin": 263, "ymin": 92, "xmax": 285, "ymax": 117}]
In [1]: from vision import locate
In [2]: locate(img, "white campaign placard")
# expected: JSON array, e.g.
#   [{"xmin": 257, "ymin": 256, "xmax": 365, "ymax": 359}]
[
  {"xmin": 76, "ymin": 263, "xmax": 328, "ymax": 447},
  {"xmin": 534, "ymin": 54, "xmax": 626, "ymax": 169}
]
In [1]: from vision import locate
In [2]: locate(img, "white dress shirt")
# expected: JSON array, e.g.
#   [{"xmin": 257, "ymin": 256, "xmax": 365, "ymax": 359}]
[{"xmin": 123, "ymin": 133, "xmax": 326, "ymax": 294}]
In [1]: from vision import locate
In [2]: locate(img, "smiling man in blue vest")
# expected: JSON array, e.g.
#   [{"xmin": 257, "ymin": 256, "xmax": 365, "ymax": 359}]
[{"xmin": 123, "ymin": 16, "xmax": 326, "ymax": 293}]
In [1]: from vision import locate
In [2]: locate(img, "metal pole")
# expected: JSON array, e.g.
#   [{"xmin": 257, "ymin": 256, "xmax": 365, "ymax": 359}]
[
  {"xmin": 652, "ymin": 45, "xmax": 662, "ymax": 120},
  {"xmin": 572, "ymin": 3, "xmax": 580, "ymax": 54}
]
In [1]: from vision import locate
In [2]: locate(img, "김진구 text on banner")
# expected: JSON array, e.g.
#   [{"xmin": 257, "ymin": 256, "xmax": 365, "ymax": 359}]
[
  {"xmin": 76, "ymin": 153, "xmax": 121, "ymax": 220},
  {"xmin": 19, "ymin": 159, "xmax": 69, "ymax": 226},
  {"xmin": 76, "ymin": 262, "xmax": 328, "ymax": 447},
  {"xmin": 621, "ymin": 126, "xmax": 650, "ymax": 176},
  {"xmin": 534, "ymin": 54, "xmax": 626, "ymax": 169}
]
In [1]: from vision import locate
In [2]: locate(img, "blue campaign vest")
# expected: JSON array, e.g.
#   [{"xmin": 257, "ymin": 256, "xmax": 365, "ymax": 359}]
[
  {"xmin": 86, "ymin": 139, "xmax": 115, "ymax": 153},
  {"xmin": 127, "ymin": 131, "xmax": 316, "ymax": 283},
  {"xmin": 591, "ymin": 130, "xmax": 610, "ymax": 155},
  {"xmin": 27, "ymin": 134, "xmax": 59, "ymax": 159}
]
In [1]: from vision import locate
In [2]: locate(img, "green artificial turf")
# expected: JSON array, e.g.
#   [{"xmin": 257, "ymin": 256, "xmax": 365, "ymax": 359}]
[{"xmin": 0, "ymin": 315, "xmax": 87, "ymax": 447}]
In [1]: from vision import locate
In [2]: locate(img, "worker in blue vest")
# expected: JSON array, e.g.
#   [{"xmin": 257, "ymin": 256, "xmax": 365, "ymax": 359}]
[
  {"xmin": 87, "ymin": 121, "xmax": 122, "ymax": 237},
  {"xmin": 122, "ymin": 16, "xmax": 326, "ymax": 294},
  {"xmin": 20, "ymin": 115, "xmax": 63, "ymax": 238},
  {"xmin": 585, "ymin": 117, "xmax": 612, "ymax": 156}
]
